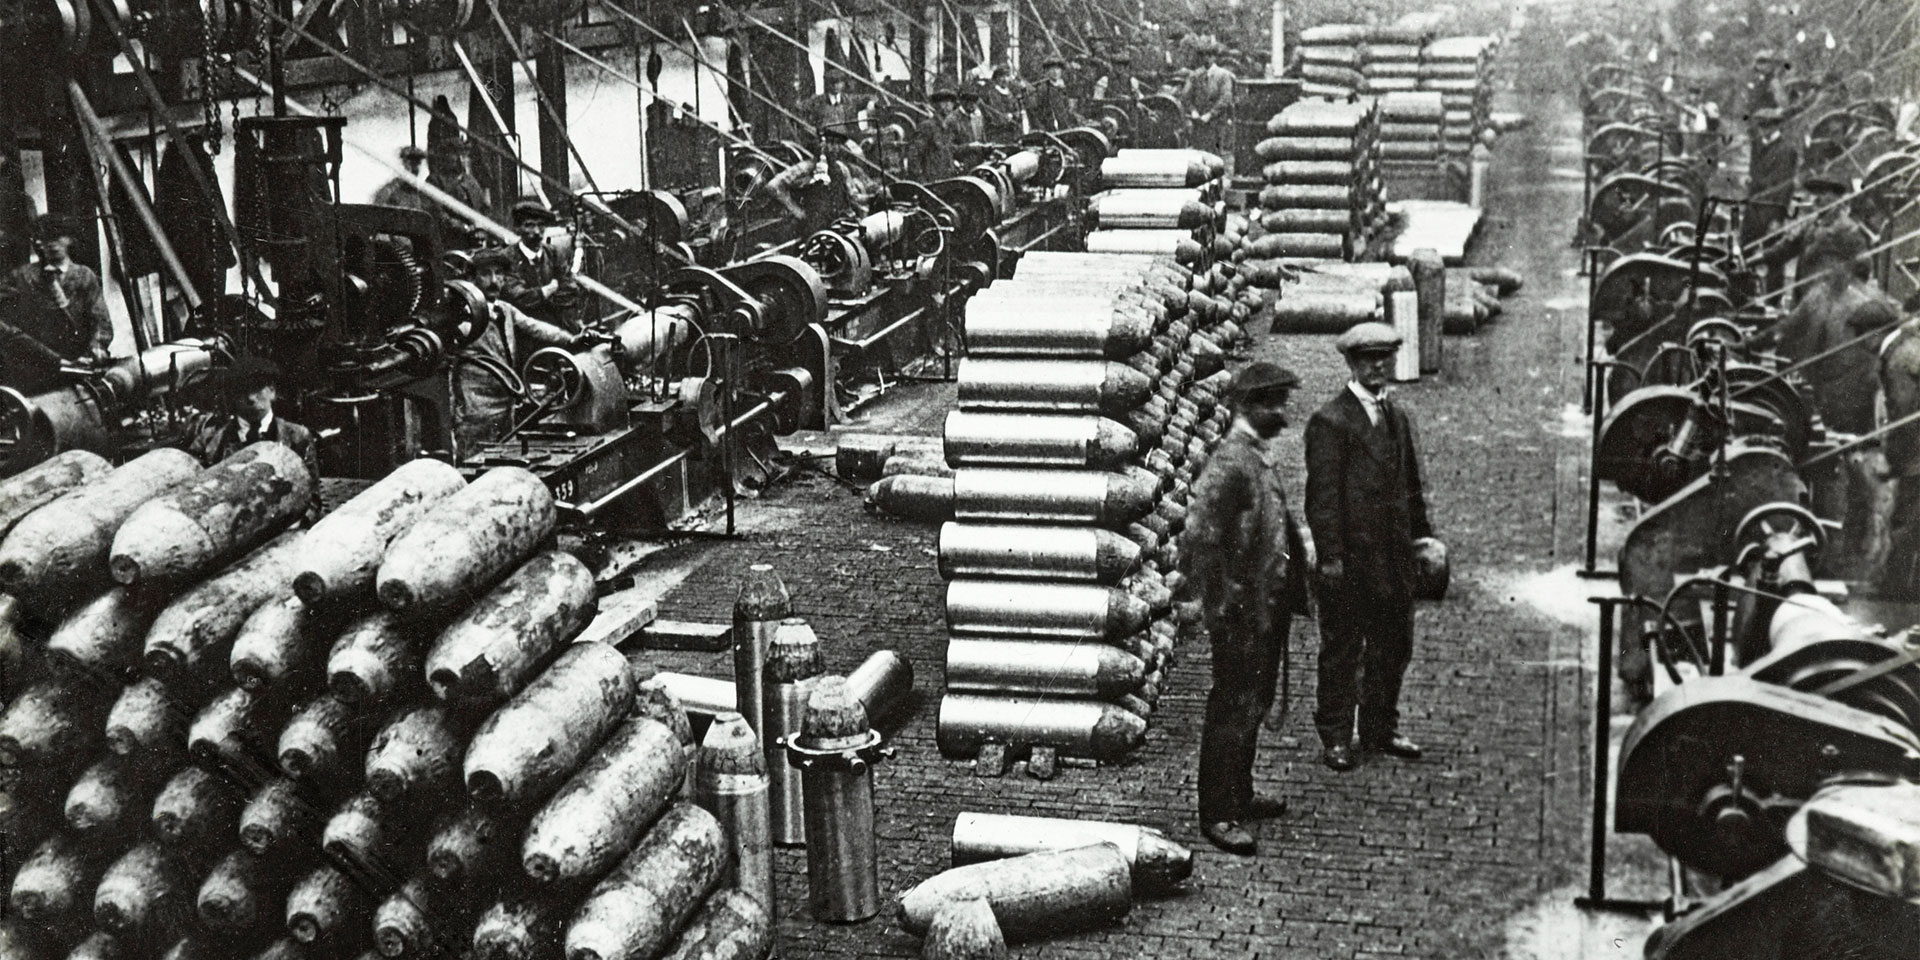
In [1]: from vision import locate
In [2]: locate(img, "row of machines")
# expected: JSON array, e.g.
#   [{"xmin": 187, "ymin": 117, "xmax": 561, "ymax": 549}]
[
  {"xmin": 0, "ymin": 103, "xmax": 1117, "ymax": 531},
  {"xmin": 1571, "ymin": 38, "xmax": 1920, "ymax": 959}
]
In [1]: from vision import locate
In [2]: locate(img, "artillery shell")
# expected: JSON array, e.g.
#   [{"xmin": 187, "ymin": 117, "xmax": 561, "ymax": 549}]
[
  {"xmin": 364, "ymin": 705, "xmax": 461, "ymax": 803},
  {"xmin": 945, "ymin": 639, "xmax": 1145, "ymax": 698},
  {"xmin": 47, "ymin": 588, "xmax": 160, "ymax": 677},
  {"xmin": 240, "ymin": 778, "xmax": 320, "ymax": 857},
  {"xmin": 0, "ymin": 679, "xmax": 105, "ymax": 768},
  {"xmin": 895, "ymin": 842, "xmax": 1131, "ymax": 939},
  {"xmin": 951, "ymin": 469, "xmax": 1157, "ymax": 527},
  {"xmin": 864, "ymin": 475, "xmax": 955, "ymax": 522},
  {"xmin": 376, "ymin": 466, "xmax": 555, "ymax": 620},
  {"xmin": 278, "ymin": 693, "xmax": 368, "ymax": 782},
  {"xmin": 426, "ymin": 551, "xmax": 596, "ymax": 705},
  {"xmin": 464, "ymin": 642, "xmax": 636, "ymax": 805},
  {"xmin": 950, "ymin": 812, "xmax": 1194, "ymax": 893},
  {"xmin": 944, "ymin": 580, "xmax": 1151, "ymax": 640},
  {"xmin": 0, "ymin": 449, "xmax": 111, "ymax": 540},
  {"xmin": 109, "ymin": 441, "xmax": 312, "ymax": 586},
  {"xmin": 9, "ymin": 832, "xmax": 108, "ymax": 926},
  {"xmin": 943, "ymin": 411, "xmax": 1138, "ymax": 471},
  {"xmin": 963, "ymin": 309, "xmax": 1154, "ymax": 360},
  {"xmin": 1084, "ymin": 230, "xmax": 1206, "ymax": 264},
  {"xmin": 656, "ymin": 888, "xmax": 771, "ymax": 960},
  {"xmin": 293, "ymin": 458, "xmax": 466, "ymax": 605},
  {"xmin": 197, "ymin": 849, "xmax": 293, "ymax": 932},
  {"xmin": 923, "ymin": 898, "xmax": 1006, "ymax": 960},
  {"xmin": 937, "ymin": 523, "xmax": 1139, "ymax": 584},
  {"xmin": 65, "ymin": 755, "xmax": 160, "ymax": 836},
  {"xmin": 427, "ymin": 804, "xmax": 522, "ymax": 884},
  {"xmin": 187, "ymin": 685, "xmax": 282, "ymax": 769},
  {"xmin": 956, "ymin": 360, "xmax": 1151, "ymax": 417},
  {"xmin": 937, "ymin": 695, "xmax": 1147, "ymax": 761},
  {"xmin": 562, "ymin": 804, "xmax": 727, "ymax": 960},
  {"xmin": 1088, "ymin": 190, "xmax": 1215, "ymax": 230},
  {"xmin": 522, "ymin": 715, "xmax": 684, "ymax": 885},
  {"xmin": 693, "ymin": 714, "xmax": 773, "ymax": 917},
  {"xmin": 231, "ymin": 595, "xmax": 324, "ymax": 693},
  {"xmin": 325, "ymin": 610, "xmax": 418, "ymax": 706},
  {"xmin": 94, "ymin": 841, "xmax": 189, "ymax": 941},
  {"xmin": 103, "ymin": 677, "xmax": 186, "ymax": 759},
  {"xmin": 472, "ymin": 894, "xmax": 567, "ymax": 960},
  {"xmin": 1099, "ymin": 153, "xmax": 1214, "ymax": 188},
  {"xmin": 0, "ymin": 448, "xmax": 201, "ymax": 614},
  {"xmin": 285, "ymin": 863, "xmax": 364, "ymax": 944},
  {"xmin": 143, "ymin": 529, "xmax": 304, "ymax": 683}
]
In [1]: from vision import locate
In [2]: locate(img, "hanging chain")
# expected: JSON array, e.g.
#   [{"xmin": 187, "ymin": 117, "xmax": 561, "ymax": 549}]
[{"xmin": 200, "ymin": 2, "xmax": 224, "ymax": 150}]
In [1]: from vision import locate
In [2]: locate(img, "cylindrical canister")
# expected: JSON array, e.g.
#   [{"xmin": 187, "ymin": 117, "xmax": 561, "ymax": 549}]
[
  {"xmin": 695, "ymin": 712, "xmax": 775, "ymax": 920},
  {"xmin": 956, "ymin": 360, "xmax": 1151, "ymax": 417},
  {"xmin": 1085, "ymin": 230, "xmax": 1205, "ymax": 262},
  {"xmin": 765, "ymin": 619, "xmax": 824, "ymax": 846},
  {"xmin": 942, "ymin": 412, "xmax": 1138, "ymax": 471},
  {"xmin": 937, "ymin": 523, "xmax": 1141, "ymax": 584},
  {"xmin": 652, "ymin": 672, "xmax": 736, "ymax": 717},
  {"xmin": 732, "ymin": 565, "xmax": 790, "ymax": 748},
  {"xmin": 945, "ymin": 580, "xmax": 1151, "ymax": 640},
  {"xmin": 945, "ymin": 638, "xmax": 1145, "ymax": 698},
  {"xmin": 786, "ymin": 678, "xmax": 885, "ymax": 923}
]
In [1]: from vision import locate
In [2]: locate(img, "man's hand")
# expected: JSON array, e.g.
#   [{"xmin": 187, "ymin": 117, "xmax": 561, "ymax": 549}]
[
  {"xmin": 540, "ymin": 279, "xmax": 560, "ymax": 299},
  {"xmin": 1317, "ymin": 558, "xmax": 1344, "ymax": 581}
]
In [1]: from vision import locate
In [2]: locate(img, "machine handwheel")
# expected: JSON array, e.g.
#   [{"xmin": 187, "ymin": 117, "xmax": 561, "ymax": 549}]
[{"xmin": 1733, "ymin": 502, "xmax": 1826, "ymax": 562}]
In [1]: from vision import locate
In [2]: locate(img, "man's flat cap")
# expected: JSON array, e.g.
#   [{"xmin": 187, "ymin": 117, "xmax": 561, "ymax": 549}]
[
  {"xmin": 471, "ymin": 247, "xmax": 516, "ymax": 271},
  {"xmin": 399, "ymin": 145, "xmax": 428, "ymax": 161},
  {"xmin": 1335, "ymin": 321, "xmax": 1403, "ymax": 355},
  {"xmin": 1803, "ymin": 173, "xmax": 1850, "ymax": 193},
  {"xmin": 1230, "ymin": 360, "xmax": 1300, "ymax": 396},
  {"xmin": 511, "ymin": 200, "xmax": 558, "ymax": 225},
  {"xmin": 219, "ymin": 355, "xmax": 283, "ymax": 393}
]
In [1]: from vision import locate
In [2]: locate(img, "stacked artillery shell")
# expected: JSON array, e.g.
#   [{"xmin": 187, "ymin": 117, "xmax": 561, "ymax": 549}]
[
  {"xmin": 1419, "ymin": 36, "xmax": 1499, "ymax": 154},
  {"xmin": 902, "ymin": 252, "xmax": 1236, "ymax": 766},
  {"xmin": 2, "ymin": 451, "xmax": 756, "ymax": 960},
  {"xmin": 1083, "ymin": 149, "xmax": 1224, "ymax": 266},
  {"xmin": 1264, "ymin": 259, "xmax": 1416, "ymax": 339},
  {"xmin": 1378, "ymin": 90, "xmax": 1448, "ymax": 195},
  {"xmin": 1295, "ymin": 24, "xmax": 1368, "ymax": 99},
  {"xmin": 1252, "ymin": 100, "xmax": 1384, "ymax": 262}
]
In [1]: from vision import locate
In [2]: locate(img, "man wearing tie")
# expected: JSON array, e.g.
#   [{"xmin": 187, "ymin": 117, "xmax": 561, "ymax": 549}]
[
  {"xmin": 1305, "ymin": 323, "xmax": 1435, "ymax": 771},
  {"xmin": 180, "ymin": 356, "xmax": 321, "ymax": 515}
]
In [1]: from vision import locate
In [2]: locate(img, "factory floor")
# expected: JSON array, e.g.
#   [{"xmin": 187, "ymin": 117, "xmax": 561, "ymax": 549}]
[{"xmin": 611, "ymin": 13, "xmax": 1672, "ymax": 959}]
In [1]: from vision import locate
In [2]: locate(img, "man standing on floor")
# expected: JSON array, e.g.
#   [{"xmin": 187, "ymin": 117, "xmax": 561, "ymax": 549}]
[
  {"xmin": 1306, "ymin": 322, "xmax": 1434, "ymax": 771},
  {"xmin": 1182, "ymin": 361, "xmax": 1310, "ymax": 855}
]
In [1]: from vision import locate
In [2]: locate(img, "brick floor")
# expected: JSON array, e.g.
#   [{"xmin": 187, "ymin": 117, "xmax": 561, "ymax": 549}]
[{"xmin": 636, "ymin": 21, "xmax": 1599, "ymax": 959}]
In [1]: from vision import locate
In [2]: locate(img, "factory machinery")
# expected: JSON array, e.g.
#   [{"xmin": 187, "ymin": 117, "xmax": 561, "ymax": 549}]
[{"xmin": 1568, "ymin": 36, "xmax": 1920, "ymax": 958}]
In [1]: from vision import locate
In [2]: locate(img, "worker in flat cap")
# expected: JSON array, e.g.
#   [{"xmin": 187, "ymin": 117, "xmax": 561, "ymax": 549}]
[
  {"xmin": 503, "ymin": 200, "xmax": 582, "ymax": 333},
  {"xmin": 0, "ymin": 214, "xmax": 114, "ymax": 393},
  {"xmin": 1305, "ymin": 323, "xmax": 1435, "ymax": 772},
  {"xmin": 455, "ymin": 246, "xmax": 591, "ymax": 455},
  {"xmin": 1026, "ymin": 55, "xmax": 1073, "ymax": 131},
  {"xmin": 766, "ymin": 127, "xmax": 879, "ymax": 236},
  {"xmin": 179, "ymin": 355, "xmax": 320, "ymax": 513},
  {"xmin": 1092, "ymin": 50, "xmax": 1143, "ymax": 101},
  {"xmin": 1757, "ymin": 173, "xmax": 1871, "ymax": 303},
  {"xmin": 1181, "ymin": 360, "xmax": 1312, "ymax": 854},
  {"xmin": 911, "ymin": 86, "xmax": 966, "ymax": 181},
  {"xmin": 980, "ymin": 64, "xmax": 1027, "ymax": 142},
  {"xmin": 1180, "ymin": 43, "xmax": 1237, "ymax": 177},
  {"xmin": 372, "ymin": 145, "xmax": 433, "ymax": 214}
]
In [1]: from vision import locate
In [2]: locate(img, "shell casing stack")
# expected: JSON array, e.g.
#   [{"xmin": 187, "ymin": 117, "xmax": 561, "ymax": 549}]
[
  {"xmin": 898, "ymin": 251, "xmax": 1240, "ymax": 765},
  {"xmin": 1252, "ymin": 100, "xmax": 1385, "ymax": 263},
  {"xmin": 1420, "ymin": 36, "xmax": 1500, "ymax": 154},
  {"xmin": 1083, "ymin": 149, "xmax": 1226, "ymax": 267},
  {"xmin": 1378, "ymin": 91, "xmax": 1448, "ymax": 194},
  {"xmin": 0, "ymin": 458, "xmax": 757, "ymax": 960},
  {"xmin": 1294, "ymin": 23, "xmax": 1369, "ymax": 99}
]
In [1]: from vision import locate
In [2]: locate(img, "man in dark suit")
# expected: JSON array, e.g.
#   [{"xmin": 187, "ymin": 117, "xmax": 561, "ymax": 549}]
[
  {"xmin": 1181, "ymin": 361, "xmax": 1310, "ymax": 854},
  {"xmin": 1305, "ymin": 322, "xmax": 1434, "ymax": 771},
  {"xmin": 503, "ymin": 201, "xmax": 581, "ymax": 333},
  {"xmin": 180, "ymin": 356, "xmax": 321, "ymax": 518},
  {"xmin": 0, "ymin": 215, "xmax": 114, "ymax": 393}
]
